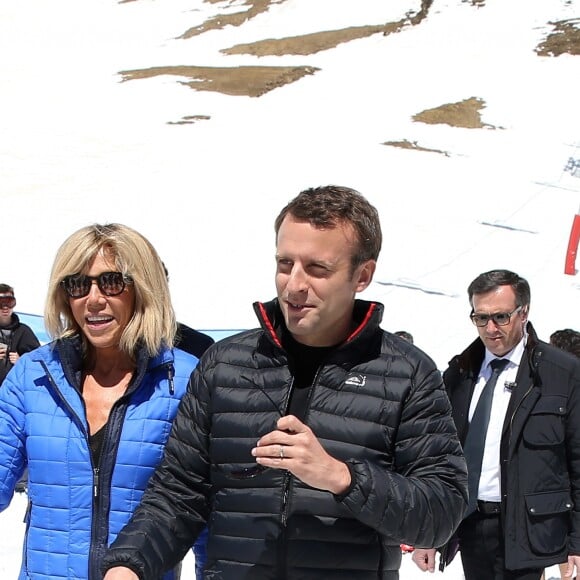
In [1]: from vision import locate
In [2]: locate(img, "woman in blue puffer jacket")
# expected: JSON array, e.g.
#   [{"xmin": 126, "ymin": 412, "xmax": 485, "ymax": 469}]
[{"xmin": 0, "ymin": 223, "xmax": 199, "ymax": 580}]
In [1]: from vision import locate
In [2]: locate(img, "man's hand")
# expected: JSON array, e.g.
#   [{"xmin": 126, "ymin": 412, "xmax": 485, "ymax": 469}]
[
  {"xmin": 252, "ymin": 415, "xmax": 351, "ymax": 495},
  {"xmin": 412, "ymin": 548, "xmax": 437, "ymax": 573},
  {"xmin": 562, "ymin": 555, "xmax": 580, "ymax": 578},
  {"xmin": 103, "ymin": 567, "xmax": 139, "ymax": 580},
  {"xmin": 8, "ymin": 352, "xmax": 19, "ymax": 364}
]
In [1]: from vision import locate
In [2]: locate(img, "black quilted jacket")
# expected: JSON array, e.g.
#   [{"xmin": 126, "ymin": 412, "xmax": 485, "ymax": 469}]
[
  {"xmin": 103, "ymin": 299, "xmax": 467, "ymax": 579},
  {"xmin": 444, "ymin": 323, "xmax": 580, "ymax": 570}
]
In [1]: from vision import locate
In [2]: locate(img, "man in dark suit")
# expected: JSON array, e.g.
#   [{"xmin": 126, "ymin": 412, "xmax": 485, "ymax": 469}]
[{"xmin": 413, "ymin": 269, "xmax": 580, "ymax": 580}]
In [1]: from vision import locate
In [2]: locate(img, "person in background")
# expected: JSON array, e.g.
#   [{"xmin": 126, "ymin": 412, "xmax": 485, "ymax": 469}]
[
  {"xmin": 0, "ymin": 223, "xmax": 199, "ymax": 579},
  {"xmin": 164, "ymin": 263, "xmax": 215, "ymax": 359},
  {"xmin": 550, "ymin": 328, "xmax": 580, "ymax": 359},
  {"xmin": 0, "ymin": 283, "xmax": 40, "ymax": 386},
  {"xmin": 102, "ymin": 185, "xmax": 467, "ymax": 580},
  {"xmin": 176, "ymin": 322, "xmax": 214, "ymax": 359},
  {"xmin": 0, "ymin": 284, "xmax": 42, "ymax": 494},
  {"xmin": 394, "ymin": 330, "xmax": 414, "ymax": 344},
  {"xmin": 413, "ymin": 269, "xmax": 580, "ymax": 580},
  {"xmin": 545, "ymin": 328, "xmax": 580, "ymax": 580}
]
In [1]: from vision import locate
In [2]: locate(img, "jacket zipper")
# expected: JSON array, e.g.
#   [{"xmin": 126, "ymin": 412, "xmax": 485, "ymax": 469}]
[
  {"xmin": 40, "ymin": 362, "xmax": 88, "ymax": 435},
  {"xmin": 88, "ymin": 361, "xmax": 175, "ymax": 580},
  {"xmin": 167, "ymin": 362, "xmax": 175, "ymax": 395},
  {"xmin": 93, "ymin": 467, "xmax": 100, "ymax": 498},
  {"xmin": 508, "ymin": 383, "xmax": 533, "ymax": 444},
  {"xmin": 89, "ymin": 409, "xmax": 119, "ymax": 580},
  {"xmin": 280, "ymin": 376, "xmax": 294, "ymax": 528},
  {"xmin": 22, "ymin": 499, "xmax": 32, "ymax": 575},
  {"xmin": 278, "ymin": 366, "xmax": 322, "ymax": 578}
]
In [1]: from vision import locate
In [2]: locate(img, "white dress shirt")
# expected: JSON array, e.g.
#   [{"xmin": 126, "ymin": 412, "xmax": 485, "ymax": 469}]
[{"xmin": 468, "ymin": 333, "xmax": 527, "ymax": 502}]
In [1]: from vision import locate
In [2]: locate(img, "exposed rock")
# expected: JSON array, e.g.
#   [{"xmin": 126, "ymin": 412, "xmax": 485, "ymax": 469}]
[
  {"xmin": 412, "ymin": 97, "xmax": 497, "ymax": 129},
  {"xmin": 119, "ymin": 65, "xmax": 319, "ymax": 97}
]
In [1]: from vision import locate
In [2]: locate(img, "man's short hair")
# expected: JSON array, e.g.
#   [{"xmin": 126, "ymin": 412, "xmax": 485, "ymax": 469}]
[
  {"xmin": 274, "ymin": 185, "xmax": 382, "ymax": 269},
  {"xmin": 467, "ymin": 269, "xmax": 530, "ymax": 308},
  {"xmin": 550, "ymin": 329, "xmax": 580, "ymax": 358}
]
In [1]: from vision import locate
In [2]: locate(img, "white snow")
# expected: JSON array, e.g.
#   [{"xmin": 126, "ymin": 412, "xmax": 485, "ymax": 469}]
[{"xmin": 0, "ymin": 0, "xmax": 578, "ymax": 577}]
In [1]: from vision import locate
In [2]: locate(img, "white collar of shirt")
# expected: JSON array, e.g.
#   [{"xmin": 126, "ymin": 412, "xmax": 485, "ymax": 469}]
[{"xmin": 480, "ymin": 329, "xmax": 527, "ymax": 380}]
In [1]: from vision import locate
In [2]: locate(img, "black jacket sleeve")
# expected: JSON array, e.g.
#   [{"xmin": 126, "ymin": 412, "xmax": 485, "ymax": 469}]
[
  {"xmin": 337, "ymin": 357, "xmax": 468, "ymax": 549},
  {"xmin": 15, "ymin": 324, "xmax": 41, "ymax": 354},
  {"xmin": 102, "ymin": 365, "xmax": 212, "ymax": 578}
]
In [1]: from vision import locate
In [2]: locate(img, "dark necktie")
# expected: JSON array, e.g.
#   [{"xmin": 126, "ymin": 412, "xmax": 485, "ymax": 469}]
[{"xmin": 464, "ymin": 358, "xmax": 510, "ymax": 516}]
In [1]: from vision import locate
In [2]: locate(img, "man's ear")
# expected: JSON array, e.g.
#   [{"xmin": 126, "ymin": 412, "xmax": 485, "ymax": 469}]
[
  {"xmin": 355, "ymin": 260, "xmax": 376, "ymax": 293},
  {"xmin": 520, "ymin": 305, "xmax": 529, "ymax": 325}
]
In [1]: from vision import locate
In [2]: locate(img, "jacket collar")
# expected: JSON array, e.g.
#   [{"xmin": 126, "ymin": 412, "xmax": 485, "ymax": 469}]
[
  {"xmin": 48, "ymin": 336, "xmax": 173, "ymax": 394},
  {"xmin": 449, "ymin": 321, "xmax": 540, "ymax": 378},
  {"xmin": 252, "ymin": 298, "xmax": 384, "ymax": 353}
]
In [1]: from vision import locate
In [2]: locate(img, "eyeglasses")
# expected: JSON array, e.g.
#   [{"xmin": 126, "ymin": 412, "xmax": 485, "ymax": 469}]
[
  {"xmin": 61, "ymin": 272, "xmax": 133, "ymax": 298},
  {"xmin": 0, "ymin": 296, "xmax": 16, "ymax": 309},
  {"xmin": 470, "ymin": 306, "xmax": 522, "ymax": 327}
]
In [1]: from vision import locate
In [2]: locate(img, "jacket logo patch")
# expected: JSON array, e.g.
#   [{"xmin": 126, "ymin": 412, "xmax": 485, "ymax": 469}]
[{"xmin": 345, "ymin": 373, "xmax": 366, "ymax": 387}]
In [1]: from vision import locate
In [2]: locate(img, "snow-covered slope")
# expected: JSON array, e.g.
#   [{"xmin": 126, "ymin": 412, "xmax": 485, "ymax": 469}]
[{"xmin": 0, "ymin": 0, "xmax": 578, "ymax": 577}]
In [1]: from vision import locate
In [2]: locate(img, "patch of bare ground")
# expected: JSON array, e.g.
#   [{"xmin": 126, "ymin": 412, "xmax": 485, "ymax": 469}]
[
  {"xmin": 119, "ymin": 65, "xmax": 319, "ymax": 97},
  {"xmin": 413, "ymin": 97, "xmax": 498, "ymax": 129},
  {"xmin": 120, "ymin": 1, "xmax": 432, "ymax": 99},
  {"xmin": 222, "ymin": 24, "xmax": 398, "ymax": 57},
  {"xmin": 221, "ymin": 0, "xmax": 433, "ymax": 56},
  {"xmin": 383, "ymin": 140, "xmax": 450, "ymax": 157},
  {"xmin": 180, "ymin": 0, "xmax": 288, "ymax": 40},
  {"xmin": 535, "ymin": 19, "xmax": 580, "ymax": 56}
]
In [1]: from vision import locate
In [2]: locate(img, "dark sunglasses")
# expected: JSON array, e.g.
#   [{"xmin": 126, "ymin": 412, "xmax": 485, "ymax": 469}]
[
  {"xmin": 470, "ymin": 306, "xmax": 521, "ymax": 328},
  {"xmin": 0, "ymin": 296, "xmax": 16, "ymax": 309},
  {"xmin": 61, "ymin": 272, "xmax": 133, "ymax": 298}
]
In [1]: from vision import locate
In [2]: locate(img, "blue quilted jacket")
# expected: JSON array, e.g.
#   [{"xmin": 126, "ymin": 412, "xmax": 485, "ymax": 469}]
[{"xmin": 0, "ymin": 337, "xmax": 198, "ymax": 579}]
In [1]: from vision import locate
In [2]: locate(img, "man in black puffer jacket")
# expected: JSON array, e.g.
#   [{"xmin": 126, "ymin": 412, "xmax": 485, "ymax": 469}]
[{"xmin": 103, "ymin": 185, "xmax": 468, "ymax": 580}]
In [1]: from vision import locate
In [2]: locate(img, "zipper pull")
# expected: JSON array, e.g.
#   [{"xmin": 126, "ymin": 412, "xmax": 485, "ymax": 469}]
[
  {"xmin": 93, "ymin": 467, "xmax": 100, "ymax": 498},
  {"xmin": 168, "ymin": 364, "xmax": 175, "ymax": 395}
]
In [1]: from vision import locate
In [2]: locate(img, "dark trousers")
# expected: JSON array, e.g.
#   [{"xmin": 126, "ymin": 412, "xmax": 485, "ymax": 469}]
[{"xmin": 458, "ymin": 512, "xmax": 543, "ymax": 580}]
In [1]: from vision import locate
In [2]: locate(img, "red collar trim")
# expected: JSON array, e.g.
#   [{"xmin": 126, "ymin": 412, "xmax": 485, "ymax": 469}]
[
  {"xmin": 258, "ymin": 302, "xmax": 282, "ymax": 348},
  {"xmin": 346, "ymin": 302, "xmax": 376, "ymax": 342}
]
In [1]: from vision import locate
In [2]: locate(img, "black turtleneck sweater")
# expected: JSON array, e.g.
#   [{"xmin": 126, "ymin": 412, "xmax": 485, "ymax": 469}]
[{"xmin": 282, "ymin": 329, "xmax": 337, "ymax": 421}]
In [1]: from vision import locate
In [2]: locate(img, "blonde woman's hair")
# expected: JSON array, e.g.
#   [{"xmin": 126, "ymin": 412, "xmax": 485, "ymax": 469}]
[{"xmin": 45, "ymin": 223, "xmax": 176, "ymax": 357}]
